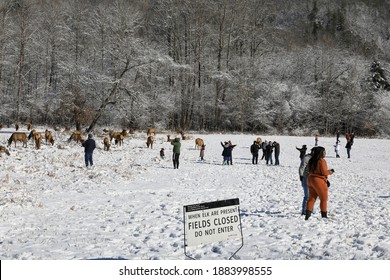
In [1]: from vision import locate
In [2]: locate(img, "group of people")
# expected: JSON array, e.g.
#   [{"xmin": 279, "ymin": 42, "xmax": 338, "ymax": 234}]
[
  {"xmin": 335, "ymin": 129, "xmax": 355, "ymax": 158},
  {"xmin": 251, "ymin": 140, "xmax": 280, "ymax": 165}
]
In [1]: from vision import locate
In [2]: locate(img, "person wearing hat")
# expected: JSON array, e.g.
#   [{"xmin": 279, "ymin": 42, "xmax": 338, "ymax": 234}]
[
  {"xmin": 200, "ymin": 144, "xmax": 206, "ymax": 161},
  {"xmin": 82, "ymin": 133, "xmax": 96, "ymax": 168},
  {"xmin": 171, "ymin": 137, "xmax": 181, "ymax": 169},
  {"xmin": 296, "ymin": 145, "xmax": 307, "ymax": 160}
]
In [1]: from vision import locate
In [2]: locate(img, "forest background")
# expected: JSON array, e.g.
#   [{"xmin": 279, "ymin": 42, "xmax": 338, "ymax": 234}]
[{"xmin": 1, "ymin": 0, "xmax": 390, "ymax": 136}]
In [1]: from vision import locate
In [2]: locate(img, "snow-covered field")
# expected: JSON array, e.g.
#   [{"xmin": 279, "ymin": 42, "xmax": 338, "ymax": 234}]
[{"xmin": 0, "ymin": 128, "xmax": 389, "ymax": 260}]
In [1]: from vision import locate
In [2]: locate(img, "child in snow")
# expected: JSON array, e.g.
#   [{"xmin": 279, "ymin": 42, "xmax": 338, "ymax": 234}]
[{"xmin": 334, "ymin": 140, "xmax": 340, "ymax": 158}]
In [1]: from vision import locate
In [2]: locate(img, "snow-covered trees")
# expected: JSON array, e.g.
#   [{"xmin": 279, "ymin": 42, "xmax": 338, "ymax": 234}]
[{"xmin": 0, "ymin": 0, "xmax": 390, "ymax": 136}]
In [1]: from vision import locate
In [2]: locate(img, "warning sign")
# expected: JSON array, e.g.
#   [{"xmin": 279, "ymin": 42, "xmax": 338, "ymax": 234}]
[{"xmin": 183, "ymin": 198, "xmax": 242, "ymax": 246}]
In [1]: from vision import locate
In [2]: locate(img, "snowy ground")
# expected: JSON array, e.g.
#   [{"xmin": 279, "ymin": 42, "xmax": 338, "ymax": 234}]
[{"xmin": 0, "ymin": 128, "xmax": 389, "ymax": 260}]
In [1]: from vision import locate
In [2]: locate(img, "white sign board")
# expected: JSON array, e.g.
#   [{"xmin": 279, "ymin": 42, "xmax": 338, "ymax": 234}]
[{"xmin": 184, "ymin": 198, "xmax": 241, "ymax": 246}]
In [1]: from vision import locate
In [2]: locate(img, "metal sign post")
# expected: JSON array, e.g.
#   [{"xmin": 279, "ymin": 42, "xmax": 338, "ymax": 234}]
[{"xmin": 183, "ymin": 198, "xmax": 243, "ymax": 260}]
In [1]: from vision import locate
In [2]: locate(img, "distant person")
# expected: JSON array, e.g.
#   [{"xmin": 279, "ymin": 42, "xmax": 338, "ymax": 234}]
[
  {"xmin": 227, "ymin": 141, "xmax": 236, "ymax": 165},
  {"xmin": 345, "ymin": 140, "xmax": 352, "ymax": 159},
  {"xmin": 296, "ymin": 145, "xmax": 307, "ymax": 160},
  {"xmin": 336, "ymin": 129, "xmax": 340, "ymax": 142},
  {"xmin": 314, "ymin": 135, "xmax": 319, "ymax": 146},
  {"xmin": 272, "ymin": 141, "xmax": 280, "ymax": 165},
  {"xmin": 221, "ymin": 141, "xmax": 235, "ymax": 165},
  {"xmin": 261, "ymin": 140, "xmax": 267, "ymax": 160},
  {"xmin": 265, "ymin": 141, "xmax": 273, "ymax": 165},
  {"xmin": 250, "ymin": 141, "xmax": 260, "ymax": 164},
  {"xmin": 160, "ymin": 148, "xmax": 165, "ymax": 159},
  {"xmin": 82, "ymin": 133, "xmax": 96, "ymax": 168},
  {"xmin": 346, "ymin": 132, "xmax": 351, "ymax": 142},
  {"xmin": 200, "ymin": 144, "xmax": 205, "ymax": 160},
  {"xmin": 171, "ymin": 137, "xmax": 181, "ymax": 169},
  {"xmin": 334, "ymin": 140, "xmax": 341, "ymax": 158},
  {"xmin": 305, "ymin": 146, "xmax": 334, "ymax": 220}
]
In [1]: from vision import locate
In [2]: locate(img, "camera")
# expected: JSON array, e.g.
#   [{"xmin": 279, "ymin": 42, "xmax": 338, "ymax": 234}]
[{"xmin": 331, "ymin": 168, "xmax": 335, "ymax": 172}]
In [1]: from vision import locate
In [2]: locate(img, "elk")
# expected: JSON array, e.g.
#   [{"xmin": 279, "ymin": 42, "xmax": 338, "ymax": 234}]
[
  {"xmin": 45, "ymin": 129, "xmax": 55, "ymax": 145},
  {"xmin": 195, "ymin": 138, "xmax": 204, "ymax": 149},
  {"xmin": 146, "ymin": 136, "xmax": 154, "ymax": 148},
  {"xmin": 256, "ymin": 137, "xmax": 262, "ymax": 145},
  {"xmin": 68, "ymin": 131, "xmax": 84, "ymax": 143},
  {"xmin": 28, "ymin": 130, "xmax": 42, "ymax": 150},
  {"xmin": 147, "ymin": 127, "xmax": 156, "ymax": 136},
  {"xmin": 8, "ymin": 132, "xmax": 27, "ymax": 148},
  {"xmin": 0, "ymin": 145, "xmax": 10, "ymax": 156},
  {"xmin": 27, "ymin": 122, "xmax": 33, "ymax": 131},
  {"xmin": 115, "ymin": 133, "xmax": 124, "ymax": 146},
  {"xmin": 103, "ymin": 137, "xmax": 110, "ymax": 151}
]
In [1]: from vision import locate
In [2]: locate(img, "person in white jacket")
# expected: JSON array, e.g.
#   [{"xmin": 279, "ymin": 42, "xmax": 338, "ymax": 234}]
[{"xmin": 334, "ymin": 140, "xmax": 341, "ymax": 158}]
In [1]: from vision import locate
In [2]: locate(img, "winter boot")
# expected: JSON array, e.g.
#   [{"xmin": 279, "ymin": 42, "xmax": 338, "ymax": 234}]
[
  {"xmin": 321, "ymin": 211, "xmax": 328, "ymax": 218},
  {"xmin": 305, "ymin": 210, "xmax": 311, "ymax": 220}
]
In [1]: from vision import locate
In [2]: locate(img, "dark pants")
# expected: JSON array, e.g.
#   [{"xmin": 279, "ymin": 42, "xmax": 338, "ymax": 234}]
[
  {"xmin": 85, "ymin": 152, "xmax": 93, "ymax": 167},
  {"xmin": 347, "ymin": 148, "xmax": 351, "ymax": 158},
  {"xmin": 173, "ymin": 153, "xmax": 180, "ymax": 169},
  {"xmin": 274, "ymin": 153, "xmax": 280, "ymax": 165},
  {"xmin": 252, "ymin": 153, "xmax": 258, "ymax": 164}
]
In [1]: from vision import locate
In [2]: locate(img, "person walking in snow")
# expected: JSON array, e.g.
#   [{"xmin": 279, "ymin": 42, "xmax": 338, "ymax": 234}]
[
  {"xmin": 250, "ymin": 140, "xmax": 260, "ymax": 164},
  {"xmin": 82, "ymin": 133, "xmax": 96, "ymax": 168},
  {"xmin": 334, "ymin": 140, "xmax": 341, "ymax": 158},
  {"xmin": 305, "ymin": 146, "xmax": 334, "ymax": 220},
  {"xmin": 200, "ymin": 144, "xmax": 205, "ymax": 160},
  {"xmin": 227, "ymin": 141, "xmax": 236, "ymax": 165},
  {"xmin": 171, "ymin": 137, "xmax": 181, "ymax": 169},
  {"xmin": 336, "ymin": 129, "xmax": 341, "ymax": 142}
]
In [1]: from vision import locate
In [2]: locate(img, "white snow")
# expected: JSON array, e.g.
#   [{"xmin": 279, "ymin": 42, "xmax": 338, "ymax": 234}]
[{"xmin": 0, "ymin": 129, "xmax": 389, "ymax": 260}]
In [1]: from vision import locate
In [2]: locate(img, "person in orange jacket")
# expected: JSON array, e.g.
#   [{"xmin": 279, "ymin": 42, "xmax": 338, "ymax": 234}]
[{"xmin": 305, "ymin": 146, "xmax": 334, "ymax": 220}]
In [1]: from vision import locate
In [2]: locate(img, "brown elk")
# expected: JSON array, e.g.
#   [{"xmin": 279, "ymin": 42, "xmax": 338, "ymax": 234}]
[
  {"xmin": 195, "ymin": 138, "xmax": 204, "ymax": 149},
  {"xmin": 147, "ymin": 127, "xmax": 156, "ymax": 136},
  {"xmin": 28, "ymin": 130, "xmax": 42, "ymax": 149},
  {"xmin": 45, "ymin": 129, "xmax": 55, "ymax": 145},
  {"xmin": 115, "ymin": 133, "xmax": 124, "ymax": 146},
  {"xmin": 167, "ymin": 135, "xmax": 173, "ymax": 142},
  {"xmin": 27, "ymin": 122, "xmax": 33, "ymax": 131},
  {"xmin": 8, "ymin": 132, "xmax": 27, "ymax": 148},
  {"xmin": 146, "ymin": 136, "xmax": 154, "ymax": 148},
  {"xmin": 103, "ymin": 137, "xmax": 110, "ymax": 151},
  {"xmin": 0, "ymin": 145, "xmax": 10, "ymax": 156},
  {"xmin": 256, "ymin": 137, "xmax": 262, "ymax": 145},
  {"xmin": 68, "ymin": 131, "xmax": 84, "ymax": 143},
  {"xmin": 15, "ymin": 123, "xmax": 19, "ymax": 131}
]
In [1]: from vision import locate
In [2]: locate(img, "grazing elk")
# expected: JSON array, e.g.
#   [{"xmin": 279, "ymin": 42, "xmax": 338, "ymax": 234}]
[
  {"xmin": 68, "ymin": 131, "xmax": 84, "ymax": 143},
  {"xmin": 195, "ymin": 138, "xmax": 204, "ymax": 149},
  {"xmin": 147, "ymin": 127, "xmax": 156, "ymax": 136},
  {"xmin": 45, "ymin": 129, "xmax": 55, "ymax": 145},
  {"xmin": 0, "ymin": 145, "xmax": 10, "ymax": 156},
  {"xmin": 28, "ymin": 130, "xmax": 43, "ymax": 150},
  {"xmin": 146, "ymin": 136, "xmax": 154, "ymax": 148},
  {"xmin": 103, "ymin": 137, "xmax": 110, "ymax": 151},
  {"xmin": 115, "ymin": 133, "xmax": 124, "ymax": 146},
  {"xmin": 8, "ymin": 132, "xmax": 27, "ymax": 148}
]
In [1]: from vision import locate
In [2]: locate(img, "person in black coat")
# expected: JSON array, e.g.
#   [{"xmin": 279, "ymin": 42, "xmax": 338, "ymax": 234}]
[
  {"xmin": 82, "ymin": 133, "xmax": 96, "ymax": 167},
  {"xmin": 265, "ymin": 141, "xmax": 273, "ymax": 165},
  {"xmin": 250, "ymin": 141, "xmax": 260, "ymax": 164},
  {"xmin": 296, "ymin": 145, "xmax": 307, "ymax": 160},
  {"xmin": 272, "ymin": 141, "xmax": 280, "ymax": 165}
]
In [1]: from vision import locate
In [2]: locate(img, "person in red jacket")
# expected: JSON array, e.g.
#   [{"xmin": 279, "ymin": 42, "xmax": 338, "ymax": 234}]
[{"xmin": 305, "ymin": 146, "xmax": 334, "ymax": 220}]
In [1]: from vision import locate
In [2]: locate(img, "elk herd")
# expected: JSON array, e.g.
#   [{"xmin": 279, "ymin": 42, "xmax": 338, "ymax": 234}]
[{"xmin": 0, "ymin": 124, "xmax": 206, "ymax": 158}]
